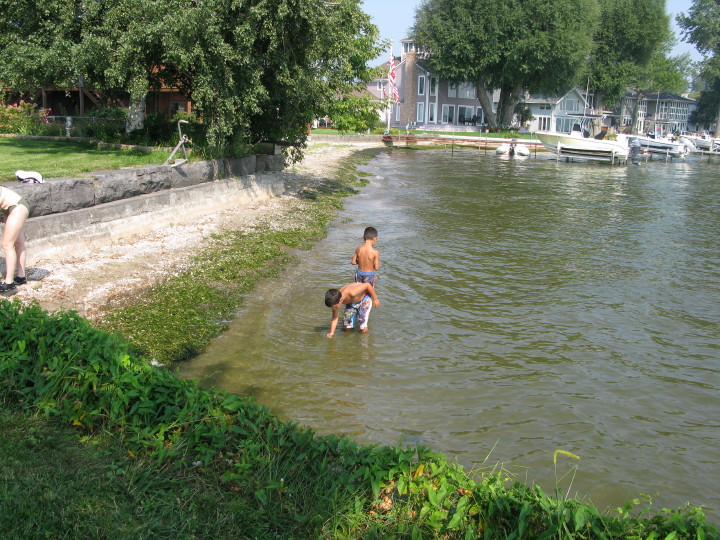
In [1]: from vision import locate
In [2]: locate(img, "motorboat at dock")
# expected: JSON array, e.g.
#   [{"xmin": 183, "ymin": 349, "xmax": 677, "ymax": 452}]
[
  {"xmin": 632, "ymin": 135, "xmax": 693, "ymax": 159},
  {"xmin": 536, "ymin": 128, "xmax": 629, "ymax": 164},
  {"xmin": 679, "ymin": 132, "xmax": 719, "ymax": 153}
]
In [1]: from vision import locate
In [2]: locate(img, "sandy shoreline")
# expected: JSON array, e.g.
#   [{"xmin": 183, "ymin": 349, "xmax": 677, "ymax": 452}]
[{"xmin": 9, "ymin": 142, "xmax": 382, "ymax": 319}]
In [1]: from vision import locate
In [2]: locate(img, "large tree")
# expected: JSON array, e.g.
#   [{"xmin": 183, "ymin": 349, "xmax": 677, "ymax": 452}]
[
  {"xmin": 412, "ymin": 0, "xmax": 599, "ymax": 128},
  {"xmin": 0, "ymin": 0, "xmax": 382, "ymax": 157},
  {"xmin": 678, "ymin": 0, "xmax": 720, "ymax": 134},
  {"xmin": 583, "ymin": 0, "xmax": 671, "ymax": 111}
]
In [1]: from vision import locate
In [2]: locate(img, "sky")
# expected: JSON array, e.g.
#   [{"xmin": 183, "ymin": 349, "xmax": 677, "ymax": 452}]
[{"xmin": 360, "ymin": 0, "xmax": 703, "ymax": 64}]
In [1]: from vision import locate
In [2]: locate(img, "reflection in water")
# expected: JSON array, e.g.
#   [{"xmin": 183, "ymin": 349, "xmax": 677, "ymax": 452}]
[{"xmin": 179, "ymin": 150, "xmax": 720, "ymax": 519}]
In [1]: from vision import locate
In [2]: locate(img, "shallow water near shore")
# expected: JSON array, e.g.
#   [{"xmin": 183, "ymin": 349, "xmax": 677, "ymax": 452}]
[{"xmin": 179, "ymin": 149, "xmax": 720, "ymax": 519}]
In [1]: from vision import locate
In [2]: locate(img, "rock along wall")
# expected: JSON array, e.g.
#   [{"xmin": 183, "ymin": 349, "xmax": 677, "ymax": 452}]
[{"xmin": 2, "ymin": 154, "xmax": 286, "ymax": 264}]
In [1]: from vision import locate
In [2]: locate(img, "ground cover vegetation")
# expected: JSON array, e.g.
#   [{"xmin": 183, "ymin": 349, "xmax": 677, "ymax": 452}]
[
  {"xmin": 0, "ymin": 136, "xmax": 170, "ymax": 181},
  {"xmin": 412, "ymin": 0, "xmax": 693, "ymax": 129},
  {"xmin": 0, "ymin": 0, "xmax": 383, "ymax": 158},
  {"xmin": 1, "ymin": 148, "xmax": 718, "ymax": 537}
]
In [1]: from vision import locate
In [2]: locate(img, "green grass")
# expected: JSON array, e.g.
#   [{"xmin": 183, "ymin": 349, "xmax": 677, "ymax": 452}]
[
  {"xmin": 0, "ymin": 408, "xmax": 267, "ymax": 538},
  {"xmin": 0, "ymin": 137, "xmax": 171, "ymax": 182}
]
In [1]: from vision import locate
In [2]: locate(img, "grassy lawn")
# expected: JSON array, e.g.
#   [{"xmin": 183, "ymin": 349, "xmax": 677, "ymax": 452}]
[
  {"xmin": 0, "ymin": 408, "xmax": 265, "ymax": 538},
  {"xmin": 0, "ymin": 137, "xmax": 171, "ymax": 182}
]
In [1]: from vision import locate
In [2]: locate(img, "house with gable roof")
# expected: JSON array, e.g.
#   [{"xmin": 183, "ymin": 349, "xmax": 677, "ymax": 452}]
[{"xmin": 365, "ymin": 38, "xmax": 499, "ymax": 130}]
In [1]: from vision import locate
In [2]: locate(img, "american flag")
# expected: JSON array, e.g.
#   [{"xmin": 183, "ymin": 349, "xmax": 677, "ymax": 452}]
[{"xmin": 388, "ymin": 54, "xmax": 399, "ymax": 104}]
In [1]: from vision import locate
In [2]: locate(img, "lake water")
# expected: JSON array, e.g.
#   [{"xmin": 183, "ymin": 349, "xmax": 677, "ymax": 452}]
[{"xmin": 178, "ymin": 149, "xmax": 720, "ymax": 519}]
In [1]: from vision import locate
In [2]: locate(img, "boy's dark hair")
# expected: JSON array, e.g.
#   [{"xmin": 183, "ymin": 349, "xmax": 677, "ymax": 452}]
[
  {"xmin": 363, "ymin": 227, "xmax": 378, "ymax": 240},
  {"xmin": 325, "ymin": 289, "xmax": 342, "ymax": 307}
]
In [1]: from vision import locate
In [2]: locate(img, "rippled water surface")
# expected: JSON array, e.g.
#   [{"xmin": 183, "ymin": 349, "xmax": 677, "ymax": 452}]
[{"xmin": 179, "ymin": 150, "xmax": 720, "ymax": 517}]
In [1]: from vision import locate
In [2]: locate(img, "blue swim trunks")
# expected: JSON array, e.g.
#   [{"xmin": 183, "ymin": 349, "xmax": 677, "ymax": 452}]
[
  {"xmin": 354, "ymin": 269, "xmax": 377, "ymax": 288},
  {"xmin": 343, "ymin": 295, "xmax": 373, "ymax": 330}
]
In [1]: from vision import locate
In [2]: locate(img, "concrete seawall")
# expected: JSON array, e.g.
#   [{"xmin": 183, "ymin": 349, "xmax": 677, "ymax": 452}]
[{"xmin": 2, "ymin": 154, "xmax": 286, "ymax": 265}]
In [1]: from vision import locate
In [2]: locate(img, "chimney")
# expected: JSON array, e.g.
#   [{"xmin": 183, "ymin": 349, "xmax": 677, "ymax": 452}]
[{"xmin": 404, "ymin": 51, "xmax": 418, "ymax": 127}]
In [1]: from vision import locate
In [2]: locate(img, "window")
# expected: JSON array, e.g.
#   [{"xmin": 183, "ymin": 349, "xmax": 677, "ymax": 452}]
[
  {"xmin": 556, "ymin": 117, "xmax": 578, "ymax": 133},
  {"xmin": 560, "ymin": 98, "xmax": 580, "ymax": 112},
  {"xmin": 429, "ymin": 77, "xmax": 438, "ymax": 97},
  {"xmin": 403, "ymin": 41, "xmax": 414, "ymax": 54},
  {"xmin": 395, "ymin": 104, "xmax": 401, "ymax": 122},
  {"xmin": 458, "ymin": 105, "xmax": 474, "ymax": 123},
  {"xmin": 448, "ymin": 84, "xmax": 457, "ymax": 98},
  {"xmin": 377, "ymin": 80, "xmax": 383, "ymax": 92},
  {"xmin": 428, "ymin": 103, "xmax": 437, "ymax": 123},
  {"xmin": 458, "ymin": 83, "xmax": 476, "ymax": 99},
  {"xmin": 417, "ymin": 102, "xmax": 425, "ymax": 123},
  {"xmin": 418, "ymin": 75, "xmax": 425, "ymax": 96},
  {"xmin": 441, "ymin": 104, "xmax": 455, "ymax": 124},
  {"xmin": 538, "ymin": 116, "xmax": 551, "ymax": 131},
  {"xmin": 476, "ymin": 107, "xmax": 484, "ymax": 125},
  {"xmin": 170, "ymin": 101, "xmax": 187, "ymax": 114}
]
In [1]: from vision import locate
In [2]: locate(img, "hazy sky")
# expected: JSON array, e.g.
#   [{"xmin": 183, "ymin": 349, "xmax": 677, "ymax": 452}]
[{"xmin": 360, "ymin": 0, "xmax": 703, "ymax": 63}]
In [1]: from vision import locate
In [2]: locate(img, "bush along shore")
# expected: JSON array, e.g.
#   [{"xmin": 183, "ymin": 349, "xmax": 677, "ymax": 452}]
[{"xmin": 2, "ymin": 149, "xmax": 718, "ymax": 538}]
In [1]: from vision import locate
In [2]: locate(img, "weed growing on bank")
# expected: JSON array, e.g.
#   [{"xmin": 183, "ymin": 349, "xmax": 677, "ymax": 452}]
[
  {"xmin": 1, "ymin": 298, "xmax": 717, "ymax": 538},
  {"xmin": 97, "ymin": 150, "xmax": 374, "ymax": 364}
]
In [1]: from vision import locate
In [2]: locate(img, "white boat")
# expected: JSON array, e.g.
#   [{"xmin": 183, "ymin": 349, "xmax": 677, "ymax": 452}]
[
  {"xmin": 536, "ymin": 128, "xmax": 629, "ymax": 163},
  {"xmin": 496, "ymin": 140, "xmax": 530, "ymax": 157},
  {"xmin": 633, "ymin": 135, "xmax": 692, "ymax": 159},
  {"xmin": 679, "ymin": 132, "xmax": 719, "ymax": 152}
]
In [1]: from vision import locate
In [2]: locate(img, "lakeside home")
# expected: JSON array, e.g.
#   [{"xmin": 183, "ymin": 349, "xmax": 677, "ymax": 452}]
[{"xmin": 365, "ymin": 38, "xmax": 702, "ymax": 137}]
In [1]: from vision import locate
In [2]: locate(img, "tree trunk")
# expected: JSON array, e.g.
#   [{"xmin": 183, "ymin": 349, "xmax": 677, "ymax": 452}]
[
  {"xmin": 125, "ymin": 93, "xmax": 146, "ymax": 133},
  {"xmin": 498, "ymin": 83, "xmax": 523, "ymax": 127},
  {"xmin": 630, "ymin": 88, "xmax": 641, "ymax": 134},
  {"xmin": 475, "ymin": 83, "xmax": 497, "ymax": 128}
]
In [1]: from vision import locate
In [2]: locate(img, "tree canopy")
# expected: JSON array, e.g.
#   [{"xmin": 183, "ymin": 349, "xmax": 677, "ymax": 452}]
[
  {"xmin": 583, "ymin": 0, "xmax": 671, "ymax": 110},
  {"xmin": 412, "ymin": 0, "xmax": 599, "ymax": 127},
  {"xmin": 678, "ymin": 0, "xmax": 720, "ymax": 133},
  {"xmin": 0, "ymin": 0, "xmax": 382, "ymax": 156}
]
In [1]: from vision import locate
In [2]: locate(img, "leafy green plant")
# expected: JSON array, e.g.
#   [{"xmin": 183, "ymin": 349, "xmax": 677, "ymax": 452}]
[{"xmin": 0, "ymin": 101, "xmax": 52, "ymax": 135}]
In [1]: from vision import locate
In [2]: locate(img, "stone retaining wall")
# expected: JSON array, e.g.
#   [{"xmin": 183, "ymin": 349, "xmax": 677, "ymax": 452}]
[{"xmin": 1, "ymin": 154, "xmax": 286, "ymax": 264}]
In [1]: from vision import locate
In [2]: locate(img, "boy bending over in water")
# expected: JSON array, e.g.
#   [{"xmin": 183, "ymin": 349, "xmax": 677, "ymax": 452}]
[
  {"xmin": 352, "ymin": 226, "xmax": 380, "ymax": 287},
  {"xmin": 325, "ymin": 282, "xmax": 380, "ymax": 338}
]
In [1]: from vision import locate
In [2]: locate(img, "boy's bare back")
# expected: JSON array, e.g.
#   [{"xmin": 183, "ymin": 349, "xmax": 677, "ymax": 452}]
[{"xmin": 352, "ymin": 241, "xmax": 380, "ymax": 273}]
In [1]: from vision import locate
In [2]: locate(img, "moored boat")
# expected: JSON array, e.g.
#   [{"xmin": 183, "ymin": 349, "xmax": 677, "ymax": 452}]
[
  {"xmin": 536, "ymin": 129, "xmax": 629, "ymax": 163},
  {"xmin": 633, "ymin": 135, "xmax": 692, "ymax": 159},
  {"xmin": 680, "ymin": 132, "xmax": 719, "ymax": 152},
  {"xmin": 496, "ymin": 139, "xmax": 530, "ymax": 157}
]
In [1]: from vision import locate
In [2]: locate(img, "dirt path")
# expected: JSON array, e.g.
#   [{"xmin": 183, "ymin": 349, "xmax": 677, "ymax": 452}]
[{"xmin": 10, "ymin": 142, "xmax": 381, "ymax": 320}]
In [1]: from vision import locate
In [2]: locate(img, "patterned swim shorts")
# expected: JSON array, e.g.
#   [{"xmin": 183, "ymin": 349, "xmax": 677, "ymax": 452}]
[{"xmin": 343, "ymin": 295, "xmax": 373, "ymax": 330}]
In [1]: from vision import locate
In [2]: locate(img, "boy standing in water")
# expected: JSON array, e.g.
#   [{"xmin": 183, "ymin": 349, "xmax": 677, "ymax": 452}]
[
  {"xmin": 325, "ymin": 282, "xmax": 380, "ymax": 337},
  {"xmin": 351, "ymin": 226, "xmax": 380, "ymax": 287}
]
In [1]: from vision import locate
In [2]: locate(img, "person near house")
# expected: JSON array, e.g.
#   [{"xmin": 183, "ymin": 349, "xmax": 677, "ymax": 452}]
[
  {"xmin": 0, "ymin": 186, "xmax": 30, "ymax": 295},
  {"xmin": 324, "ymin": 282, "xmax": 380, "ymax": 337},
  {"xmin": 351, "ymin": 226, "xmax": 380, "ymax": 288}
]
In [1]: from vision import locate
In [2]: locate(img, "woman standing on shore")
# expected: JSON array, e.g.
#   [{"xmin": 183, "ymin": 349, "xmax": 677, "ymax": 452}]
[{"xmin": 0, "ymin": 186, "xmax": 29, "ymax": 295}]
